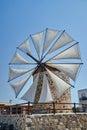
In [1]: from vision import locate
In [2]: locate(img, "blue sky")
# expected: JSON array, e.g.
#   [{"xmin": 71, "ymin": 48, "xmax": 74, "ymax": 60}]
[{"xmin": 0, "ymin": 0, "xmax": 87, "ymax": 104}]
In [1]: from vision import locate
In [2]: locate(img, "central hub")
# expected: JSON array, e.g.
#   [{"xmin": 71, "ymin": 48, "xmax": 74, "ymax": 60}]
[{"xmin": 38, "ymin": 62, "xmax": 46, "ymax": 71}]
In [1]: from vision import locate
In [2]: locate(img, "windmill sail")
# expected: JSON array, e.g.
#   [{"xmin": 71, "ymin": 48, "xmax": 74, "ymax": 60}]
[
  {"xmin": 48, "ymin": 43, "xmax": 80, "ymax": 61},
  {"xmin": 17, "ymin": 39, "xmax": 31, "ymax": 55},
  {"xmin": 46, "ymin": 63, "xmax": 80, "ymax": 81},
  {"xmin": 49, "ymin": 31, "xmax": 74, "ymax": 54},
  {"xmin": 21, "ymin": 73, "xmax": 39, "ymax": 102},
  {"xmin": 8, "ymin": 67, "xmax": 35, "ymax": 82},
  {"xmin": 10, "ymin": 74, "xmax": 31, "ymax": 97},
  {"xmin": 42, "ymin": 29, "xmax": 59, "ymax": 55},
  {"xmin": 46, "ymin": 68, "xmax": 71, "ymax": 97},
  {"xmin": 39, "ymin": 73, "xmax": 53, "ymax": 102},
  {"xmin": 30, "ymin": 32, "xmax": 43, "ymax": 59},
  {"xmin": 9, "ymin": 52, "xmax": 30, "ymax": 64}
]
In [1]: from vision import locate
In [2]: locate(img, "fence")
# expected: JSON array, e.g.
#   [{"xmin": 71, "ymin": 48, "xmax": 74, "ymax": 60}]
[{"xmin": 0, "ymin": 102, "xmax": 87, "ymax": 115}]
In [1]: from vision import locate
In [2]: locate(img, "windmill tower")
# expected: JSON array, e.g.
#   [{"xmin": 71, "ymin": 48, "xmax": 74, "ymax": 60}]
[
  {"xmin": 33, "ymin": 65, "xmax": 72, "ymax": 112},
  {"xmin": 8, "ymin": 28, "xmax": 82, "ymax": 112}
]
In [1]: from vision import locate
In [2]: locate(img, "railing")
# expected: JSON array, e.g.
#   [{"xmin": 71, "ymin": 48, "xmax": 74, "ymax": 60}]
[{"xmin": 0, "ymin": 102, "xmax": 87, "ymax": 115}]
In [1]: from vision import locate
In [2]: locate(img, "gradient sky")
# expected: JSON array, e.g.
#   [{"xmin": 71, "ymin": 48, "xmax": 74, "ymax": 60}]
[{"xmin": 0, "ymin": 0, "xmax": 87, "ymax": 104}]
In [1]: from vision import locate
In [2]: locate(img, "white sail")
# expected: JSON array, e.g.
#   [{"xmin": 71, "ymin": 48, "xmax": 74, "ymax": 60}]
[
  {"xmin": 10, "ymin": 74, "xmax": 31, "ymax": 97},
  {"xmin": 9, "ymin": 52, "xmax": 30, "ymax": 64},
  {"xmin": 46, "ymin": 68, "xmax": 71, "ymax": 97},
  {"xmin": 8, "ymin": 67, "xmax": 32, "ymax": 82},
  {"xmin": 17, "ymin": 39, "xmax": 31, "ymax": 54},
  {"xmin": 46, "ymin": 63, "xmax": 80, "ymax": 81},
  {"xmin": 21, "ymin": 73, "xmax": 39, "ymax": 102},
  {"xmin": 31, "ymin": 32, "xmax": 43, "ymax": 59},
  {"xmin": 39, "ymin": 73, "xmax": 53, "ymax": 103},
  {"xmin": 49, "ymin": 31, "xmax": 74, "ymax": 54},
  {"xmin": 42, "ymin": 29, "xmax": 59, "ymax": 55},
  {"xmin": 51, "ymin": 43, "xmax": 80, "ymax": 60}
]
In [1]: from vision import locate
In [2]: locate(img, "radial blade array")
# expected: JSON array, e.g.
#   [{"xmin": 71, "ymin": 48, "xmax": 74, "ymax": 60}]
[{"xmin": 8, "ymin": 28, "xmax": 82, "ymax": 102}]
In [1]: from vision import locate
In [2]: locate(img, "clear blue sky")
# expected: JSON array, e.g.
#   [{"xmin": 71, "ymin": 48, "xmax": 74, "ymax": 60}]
[{"xmin": 0, "ymin": 0, "xmax": 87, "ymax": 104}]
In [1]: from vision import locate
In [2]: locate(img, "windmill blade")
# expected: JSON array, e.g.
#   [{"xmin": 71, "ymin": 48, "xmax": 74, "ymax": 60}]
[
  {"xmin": 17, "ymin": 38, "xmax": 39, "ymax": 63},
  {"xmin": 48, "ymin": 31, "xmax": 74, "ymax": 54},
  {"xmin": 8, "ymin": 67, "xmax": 35, "ymax": 82},
  {"xmin": 42, "ymin": 29, "xmax": 59, "ymax": 56},
  {"xmin": 46, "ymin": 63, "xmax": 81, "ymax": 81},
  {"xmin": 47, "ymin": 42, "xmax": 80, "ymax": 62},
  {"xmin": 39, "ymin": 73, "xmax": 53, "ymax": 103},
  {"xmin": 46, "ymin": 68, "xmax": 71, "ymax": 98},
  {"xmin": 10, "ymin": 74, "xmax": 32, "ymax": 97},
  {"xmin": 30, "ymin": 31, "xmax": 43, "ymax": 59},
  {"xmin": 9, "ymin": 52, "xmax": 30, "ymax": 65},
  {"xmin": 17, "ymin": 39, "xmax": 31, "ymax": 54},
  {"xmin": 21, "ymin": 73, "xmax": 40, "ymax": 102}
]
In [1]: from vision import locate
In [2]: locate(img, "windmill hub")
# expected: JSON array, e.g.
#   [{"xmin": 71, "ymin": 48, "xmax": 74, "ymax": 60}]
[{"xmin": 37, "ymin": 62, "xmax": 46, "ymax": 71}]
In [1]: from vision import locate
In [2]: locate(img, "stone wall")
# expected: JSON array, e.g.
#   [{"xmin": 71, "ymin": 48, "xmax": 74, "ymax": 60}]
[{"xmin": 0, "ymin": 113, "xmax": 87, "ymax": 130}]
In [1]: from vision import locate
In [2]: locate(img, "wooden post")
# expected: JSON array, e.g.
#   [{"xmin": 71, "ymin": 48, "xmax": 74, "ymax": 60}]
[
  {"xmin": 53, "ymin": 102, "xmax": 56, "ymax": 114},
  {"xmin": 16, "ymin": 105, "xmax": 18, "ymax": 114},
  {"xmin": 74, "ymin": 103, "xmax": 76, "ymax": 113},
  {"xmin": 10, "ymin": 106, "xmax": 12, "ymax": 114},
  {"xmin": 28, "ymin": 101, "xmax": 30, "ymax": 115}
]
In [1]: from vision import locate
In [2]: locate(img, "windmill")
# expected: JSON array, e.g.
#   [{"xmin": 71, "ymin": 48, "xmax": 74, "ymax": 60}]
[{"xmin": 8, "ymin": 28, "xmax": 82, "ymax": 104}]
